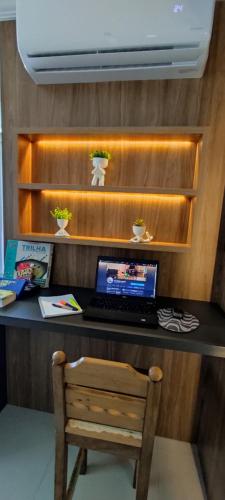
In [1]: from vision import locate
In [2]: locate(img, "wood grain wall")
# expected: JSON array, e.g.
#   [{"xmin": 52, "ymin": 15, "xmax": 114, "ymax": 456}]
[
  {"xmin": 5, "ymin": 327, "xmax": 201, "ymax": 442},
  {"xmin": 0, "ymin": 5, "xmax": 225, "ymax": 301},
  {"xmin": 212, "ymin": 190, "xmax": 225, "ymax": 311},
  {"xmin": 195, "ymin": 192, "xmax": 225, "ymax": 499},
  {"xmin": 196, "ymin": 143, "xmax": 225, "ymax": 500},
  {"xmin": 197, "ymin": 356, "xmax": 225, "ymax": 500}
]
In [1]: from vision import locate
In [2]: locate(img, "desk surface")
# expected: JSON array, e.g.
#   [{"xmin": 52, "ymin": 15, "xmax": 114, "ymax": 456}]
[{"xmin": 0, "ymin": 285, "xmax": 225, "ymax": 358}]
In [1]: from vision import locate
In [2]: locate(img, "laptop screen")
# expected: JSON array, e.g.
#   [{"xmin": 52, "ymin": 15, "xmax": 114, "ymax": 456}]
[{"xmin": 96, "ymin": 257, "xmax": 158, "ymax": 299}]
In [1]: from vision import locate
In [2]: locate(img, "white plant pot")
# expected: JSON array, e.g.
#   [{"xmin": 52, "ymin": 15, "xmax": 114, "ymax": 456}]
[
  {"xmin": 55, "ymin": 218, "xmax": 70, "ymax": 237},
  {"xmin": 132, "ymin": 225, "xmax": 146, "ymax": 239},
  {"xmin": 91, "ymin": 157, "xmax": 109, "ymax": 187},
  {"xmin": 92, "ymin": 157, "xmax": 109, "ymax": 169}
]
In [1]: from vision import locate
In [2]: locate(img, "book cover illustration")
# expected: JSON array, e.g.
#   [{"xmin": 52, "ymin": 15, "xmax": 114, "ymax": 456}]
[{"xmin": 4, "ymin": 240, "xmax": 54, "ymax": 288}]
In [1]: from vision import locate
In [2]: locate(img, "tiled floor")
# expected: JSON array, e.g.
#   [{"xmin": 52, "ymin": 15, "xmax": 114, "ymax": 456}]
[{"xmin": 0, "ymin": 405, "xmax": 205, "ymax": 500}]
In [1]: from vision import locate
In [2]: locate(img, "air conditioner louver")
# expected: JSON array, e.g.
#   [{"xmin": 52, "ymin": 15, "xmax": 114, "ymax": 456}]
[
  {"xmin": 27, "ymin": 43, "xmax": 200, "ymax": 59},
  {"xmin": 34, "ymin": 61, "xmax": 198, "ymax": 74}
]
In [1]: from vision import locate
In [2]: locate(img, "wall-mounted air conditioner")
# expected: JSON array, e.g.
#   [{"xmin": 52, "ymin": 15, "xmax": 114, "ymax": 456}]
[{"xmin": 16, "ymin": 0, "xmax": 216, "ymax": 84}]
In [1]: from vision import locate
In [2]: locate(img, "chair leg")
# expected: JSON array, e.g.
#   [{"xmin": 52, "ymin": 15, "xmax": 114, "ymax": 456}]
[
  {"xmin": 54, "ymin": 433, "xmax": 68, "ymax": 500},
  {"xmin": 80, "ymin": 449, "xmax": 88, "ymax": 475},
  {"xmin": 67, "ymin": 448, "xmax": 86, "ymax": 500},
  {"xmin": 135, "ymin": 458, "xmax": 151, "ymax": 500},
  {"xmin": 136, "ymin": 437, "xmax": 156, "ymax": 500},
  {"xmin": 133, "ymin": 460, "xmax": 138, "ymax": 489}
]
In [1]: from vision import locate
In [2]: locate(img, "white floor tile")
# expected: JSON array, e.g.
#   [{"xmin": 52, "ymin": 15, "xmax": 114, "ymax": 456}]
[{"xmin": 0, "ymin": 405, "xmax": 205, "ymax": 500}]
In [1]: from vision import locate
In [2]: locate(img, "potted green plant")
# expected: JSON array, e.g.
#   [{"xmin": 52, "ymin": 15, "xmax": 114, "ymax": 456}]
[
  {"xmin": 50, "ymin": 207, "xmax": 72, "ymax": 237},
  {"xmin": 132, "ymin": 218, "xmax": 146, "ymax": 241},
  {"xmin": 89, "ymin": 150, "xmax": 112, "ymax": 186}
]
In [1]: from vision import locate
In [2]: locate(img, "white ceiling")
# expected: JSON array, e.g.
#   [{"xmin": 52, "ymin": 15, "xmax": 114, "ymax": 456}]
[{"xmin": 0, "ymin": 0, "xmax": 16, "ymax": 20}]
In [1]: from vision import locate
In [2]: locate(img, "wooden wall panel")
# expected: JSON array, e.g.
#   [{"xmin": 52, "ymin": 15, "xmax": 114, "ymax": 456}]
[
  {"xmin": 52, "ymin": 244, "xmax": 174, "ymax": 293},
  {"xmin": 212, "ymin": 189, "xmax": 225, "ymax": 311},
  {"xmin": 28, "ymin": 191, "xmax": 190, "ymax": 243},
  {"xmin": 18, "ymin": 136, "xmax": 32, "ymax": 183},
  {"xmin": 19, "ymin": 190, "xmax": 32, "ymax": 233},
  {"xmin": 197, "ymin": 357, "xmax": 225, "ymax": 500},
  {"xmin": 1, "ymin": 6, "xmax": 225, "ymax": 300},
  {"xmin": 5, "ymin": 326, "xmax": 201, "ymax": 442},
  {"xmin": 29, "ymin": 137, "xmax": 197, "ymax": 188},
  {"xmin": 197, "ymin": 154, "xmax": 225, "ymax": 500}
]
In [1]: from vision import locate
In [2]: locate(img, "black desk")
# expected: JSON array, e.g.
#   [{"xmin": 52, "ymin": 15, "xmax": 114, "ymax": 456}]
[{"xmin": 0, "ymin": 285, "xmax": 225, "ymax": 357}]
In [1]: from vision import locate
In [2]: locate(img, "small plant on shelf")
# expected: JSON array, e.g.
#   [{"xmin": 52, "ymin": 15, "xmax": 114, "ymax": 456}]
[
  {"xmin": 50, "ymin": 207, "xmax": 72, "ymax": 238},
  {"xmin": 89, "ymin": 150, "xmax": 112, "ymax": 160},
  {"xmin": 50, "ymin": 207, "xmax": 72, "ymax": 220},
  {"xmin": 89, "ymin": 150, "xmax": 112, "ymax": 187},
  {"xmin": 131, "ymin": 218, "xmax": 153, "ymax": 244},
  {"xmin": 133, "ymin": 218, "xmax": 145, "ymax": 227}
]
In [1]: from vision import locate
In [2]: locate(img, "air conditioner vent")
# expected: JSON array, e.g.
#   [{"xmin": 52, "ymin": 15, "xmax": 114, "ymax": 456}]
[
  {"xmin": 28, "ymin": 43, "xmax": 200, "ymax": 59},
  {"xmin": 35, "ymin": 61, "xmax": 198, "ymax": 73}
]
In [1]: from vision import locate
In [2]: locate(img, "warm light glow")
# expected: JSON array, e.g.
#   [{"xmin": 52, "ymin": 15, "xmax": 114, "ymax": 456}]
[
  {"xmin": 36, "ymin": 139, "xmax": 194, "ymax": 149},
  {"xmin": 41, "ymin": 190, "xmax": 187, "ymax": 203}
]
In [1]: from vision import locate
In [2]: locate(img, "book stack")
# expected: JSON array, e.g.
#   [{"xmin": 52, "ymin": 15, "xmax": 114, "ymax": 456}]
[
  {"xmin": 0, "ymin": 240, "xmax": 55, "ymax": 307},
  {"xmin": 0, "ymin": 277, "xmax": 27, "ymax": 298},
  {"xmin": 0, "ymin": 290, "xmax": 16, "ymax": 308}
]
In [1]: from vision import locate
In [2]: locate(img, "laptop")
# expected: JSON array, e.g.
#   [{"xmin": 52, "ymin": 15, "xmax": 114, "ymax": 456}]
[{"xmin": 83, "ymin": 256, "xmax": 159, "ymax": 328}]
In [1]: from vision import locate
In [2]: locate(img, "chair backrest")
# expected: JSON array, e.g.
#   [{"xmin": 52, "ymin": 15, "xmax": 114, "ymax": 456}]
[{"xmin": 52, "ymin": 351, "xmax": 163, "ymax": 434}]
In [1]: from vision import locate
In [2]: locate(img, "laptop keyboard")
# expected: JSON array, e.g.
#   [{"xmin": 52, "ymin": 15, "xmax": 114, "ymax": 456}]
[{"xmin": 90, "ymin": 296, "xmax": 155, "ymax": 314}]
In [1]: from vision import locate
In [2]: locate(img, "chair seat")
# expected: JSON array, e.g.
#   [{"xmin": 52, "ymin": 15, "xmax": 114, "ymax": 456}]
[{"xmin": 65, "ymin": 418, "xmax": 142, "ymax": 448}]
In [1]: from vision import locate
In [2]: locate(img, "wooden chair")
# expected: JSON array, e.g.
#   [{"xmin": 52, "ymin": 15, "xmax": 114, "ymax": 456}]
[{"xmin": 52, "ymin": 351, "xmax": 163, "ymax": 500}]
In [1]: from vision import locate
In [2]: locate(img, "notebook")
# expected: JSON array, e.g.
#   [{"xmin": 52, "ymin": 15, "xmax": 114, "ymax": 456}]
[{"xmin": 38, "ymin": 294, "xmax": 82, "ymax": 318}]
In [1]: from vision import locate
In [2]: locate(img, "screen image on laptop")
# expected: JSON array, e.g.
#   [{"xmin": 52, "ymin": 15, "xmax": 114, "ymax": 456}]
[{"xmin": 96, "ymin": 258, "xmax": 158, "ymax": 299}]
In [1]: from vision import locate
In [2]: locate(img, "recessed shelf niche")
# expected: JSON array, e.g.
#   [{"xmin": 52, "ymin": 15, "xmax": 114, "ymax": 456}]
[{"xmin": 16, "ymin": 127, "xmax": 204, "ymax": 252}]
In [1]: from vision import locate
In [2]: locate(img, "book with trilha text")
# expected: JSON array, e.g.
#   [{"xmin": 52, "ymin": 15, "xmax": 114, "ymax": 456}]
[{"xmin": 4, "ymin": 240, "xmax": 54, "ymax": 288}]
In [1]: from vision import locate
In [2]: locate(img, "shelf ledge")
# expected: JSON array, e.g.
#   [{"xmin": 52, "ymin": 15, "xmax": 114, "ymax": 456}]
[
  {"xmin": 17, "ymin": 233, "xmax": 191, "ymax": 253},
  {"xmin": 17, "ymin": 183, "xmax": 197, "ymax": 197}
]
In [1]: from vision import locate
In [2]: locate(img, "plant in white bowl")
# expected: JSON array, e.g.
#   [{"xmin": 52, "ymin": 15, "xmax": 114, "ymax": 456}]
[
  {"xmin": 89, "ymin": 150, "xmax": 112, "ymax": 187},
  {"xmin": 132, "ymin": 218, "xmax": 146, "ymax": 241},
  {"xmin": 131, "ymin": 218, "xmax": 154, "ymax": 243},
  {"xmin": 50, "ymin": 207, "xmax": 72, "ymax": 237}
]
